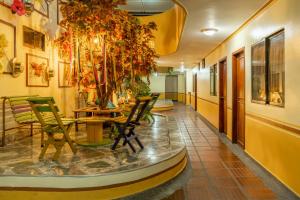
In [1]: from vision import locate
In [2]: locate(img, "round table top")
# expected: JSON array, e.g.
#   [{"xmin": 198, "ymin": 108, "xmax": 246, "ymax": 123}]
[
  {"xmin": 74, "ymin": 107, "xmax": 122, "ymax": 114},
  {"xmin": 77, "ymin": 116, "xmax": 125, "ymax": 123}
]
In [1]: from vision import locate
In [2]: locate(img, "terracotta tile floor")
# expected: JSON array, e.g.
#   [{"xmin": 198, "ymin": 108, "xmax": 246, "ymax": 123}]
[{"xmin": 161, "ymin": 103, "xmax": 293, "ymax": 200}]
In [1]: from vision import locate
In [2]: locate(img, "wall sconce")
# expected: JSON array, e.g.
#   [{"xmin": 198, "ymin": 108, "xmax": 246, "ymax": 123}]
[
  {"xmin": 48, "ymin": 69, "xmax": 54, "ymax": 78},
  {"xmin": 3, "ymin": 58, "xmax": 24, "ymax": 78}
]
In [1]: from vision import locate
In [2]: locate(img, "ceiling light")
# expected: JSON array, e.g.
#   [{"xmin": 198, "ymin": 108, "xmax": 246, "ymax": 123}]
[{"xmin": 201, "ymin": 28, "xmax": 218, "ymax": 36}]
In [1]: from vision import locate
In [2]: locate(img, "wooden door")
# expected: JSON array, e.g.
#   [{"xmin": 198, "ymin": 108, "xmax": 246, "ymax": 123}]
[
  {"xmin": 165, "ymin": 75, "xmax": 178, "ymax": 101},
  {"xmin": 233, "ymin": 50, "xmax": 245, "ymax": 148},
  {"xmin": 193, "ymin": 73, "xmax": 197, "ymax": 111},
  {"xmin": 219, "ymin": 58, "xmax": 227, "ymax": 134}
]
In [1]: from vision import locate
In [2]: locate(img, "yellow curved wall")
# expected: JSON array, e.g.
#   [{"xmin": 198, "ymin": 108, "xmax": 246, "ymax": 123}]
[{"xmin": 139, "ymin": 2, "xmax": 187, "ymax": 56}]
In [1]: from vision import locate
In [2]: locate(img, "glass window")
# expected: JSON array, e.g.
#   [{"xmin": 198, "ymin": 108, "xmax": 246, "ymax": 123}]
[
  {"xmin": 210, "ymin": 65, "xmax": 217, "ymax": 96},
  {"xmin": 251, "ymin": 40, "xmax": 266, "ymax": 103},
  {"xmin": 251, "ymin": 29, "xmax": 285, "ymax": 107},
  {"xmin": 267, "ymin": 30, "xmax": 285, "ymax": 106}
]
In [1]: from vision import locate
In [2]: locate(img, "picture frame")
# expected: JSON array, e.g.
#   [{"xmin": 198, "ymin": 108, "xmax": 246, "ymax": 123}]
[
  {"xmin": 34, "ymin": 0, "xmax": 49, "ymax": 18},
  {"xmin": 0, "ymin": 19, "xmax": 16, "ymax": 74},
  {"xmin": 26, "ymin": 53, "xmax": 49, "ymax": 87},
  {"xmin": 57, "ymin": 0, "xmax": 62, "ymax": 25},
  {"xmin": 58, "ymin": 61, "xmax": 73, "ymax": 88},
  {"xmin": 0, "ymin": 0, "xmax": 49, "ymax": 17}
]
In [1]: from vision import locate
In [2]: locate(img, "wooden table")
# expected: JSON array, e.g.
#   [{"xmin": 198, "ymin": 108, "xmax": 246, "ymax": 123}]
[
  {"xmin": 76, "ymin": 117, "xmax": 114, "ymax": 146},
  {"xmin": 73, "ymin": 107, "xmax": 122, "ymax": 131}
]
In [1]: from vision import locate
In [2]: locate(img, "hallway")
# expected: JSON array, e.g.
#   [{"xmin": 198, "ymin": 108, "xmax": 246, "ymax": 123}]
[{"xmin": 164, "ymin": 103, "xmax": 297, "ymax": 200}]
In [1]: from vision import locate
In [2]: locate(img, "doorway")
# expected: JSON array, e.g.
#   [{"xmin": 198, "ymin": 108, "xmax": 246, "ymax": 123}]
[
  {"xmin": 165, "ymin": 75, "xmax": 178, "ymax": 101},
  {"xmin": 219, "ymin": 58, "xmax": 227, "ymax": 134},
  {"xmin": 232, "ymin": 49, "xmax": 245, "ymax": 148},
  {"xmin": 193, "ymin": 73, "xmax": 197, "ymax": 111}
]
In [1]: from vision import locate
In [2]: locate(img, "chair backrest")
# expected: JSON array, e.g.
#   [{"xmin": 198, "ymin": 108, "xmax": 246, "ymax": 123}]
[
  {"xmin": 27, "ymin": 97, "xmax": 64, "ymax": 132},
  {"xmin": 132, "ymin": 96, "xmax": 153, "ymax": 123},
  {"xmin": 6, "ymin": 95, "xmax": 38, "ymax": 124},
  {"xmin": 148, "ymin": 93, "xmax": 160, "ymax": 110}
]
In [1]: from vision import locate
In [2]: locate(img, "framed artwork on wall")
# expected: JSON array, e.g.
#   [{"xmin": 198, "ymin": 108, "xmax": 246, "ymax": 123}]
[
  {"xmin": 57, "ymin": 0, "xmax": 62, "ymax": 25},
  {"xmin": 58, "ymin": 61, "xmax": 73, "ymax": 88},
  {"xmin": 26, "ymin": 53, "xmax": 49, "ymax": 87},
  {"xmin": 0, "ymin": 19, "xmax": 16, "ymax": 74},
  {"xmin": 0, "ymin": 0, "xmax": 11, "ymax": 8},
  {"xmin": 34, "ymin": 0, "xmax": 49, "ymax": 18},
  {"xmin": 0, "ymin": 0, "xmax": 48, "ymax": 17}
]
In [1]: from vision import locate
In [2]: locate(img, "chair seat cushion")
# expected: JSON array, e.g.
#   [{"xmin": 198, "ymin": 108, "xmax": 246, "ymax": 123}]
[{"xmin": 45, "ymin": 118, "xmax": 75, "ymax": 126}]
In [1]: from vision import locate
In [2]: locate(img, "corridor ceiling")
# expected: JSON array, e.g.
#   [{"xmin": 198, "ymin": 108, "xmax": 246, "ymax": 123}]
[
  {"xmin": 119, "ymin": 0, "xmax": 174, "ymax": 15},
  {"xmin": 155, "ymin": 0, "xmax": 270, "ymax": 68}
]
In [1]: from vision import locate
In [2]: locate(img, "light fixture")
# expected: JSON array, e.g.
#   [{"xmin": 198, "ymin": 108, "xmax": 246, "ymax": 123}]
[
  {"xmin": 192, "ymin": 67, "xmax": 198, "ymax": 74},
  {"xmin": 180, "ymin": 62, "xmax": 185, "ymax": 73},
  {"xmin": 201, "ymin": 28, "xmax": 218, "ymax": 36},
  {"xmin": 93, "ymin": 37, "xmax": 99, "ymax": 44}
]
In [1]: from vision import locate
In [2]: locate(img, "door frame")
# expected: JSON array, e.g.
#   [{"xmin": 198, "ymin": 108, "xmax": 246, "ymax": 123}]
[
  {"xmin": 232, "ymin": 47, "xmax": 245, "ymax": 148},
  {"xmin": 218, "ymin": 57, "xmax": 227, "ymax": 134}
]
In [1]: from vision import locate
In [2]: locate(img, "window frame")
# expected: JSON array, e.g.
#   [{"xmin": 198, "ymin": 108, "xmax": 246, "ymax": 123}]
[
  {"xmin": 23, "ymin": 26, "xmax": 46, "ymax": 51},
  {"xmin": 251, "ymin": 29, "xmax": 285, "ymax": 107},
  {"xmin": 266, "ymin": 29, "xmax": 285, "ymax": 107}
]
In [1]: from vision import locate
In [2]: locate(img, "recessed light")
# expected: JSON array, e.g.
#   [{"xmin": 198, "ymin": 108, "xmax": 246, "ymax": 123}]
[{"xmin": 201, "ymin": 28, "xmax": 218, "ymax": 36}]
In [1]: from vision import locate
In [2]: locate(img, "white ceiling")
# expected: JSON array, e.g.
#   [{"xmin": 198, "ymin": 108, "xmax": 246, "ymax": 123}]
[
  {"xmin": 119, "ymin": 0, "xmax": 174, "ymax": 14},
  {"xmin": 157, "ymin": 0, "xmax": 270, "ymax": 68}
]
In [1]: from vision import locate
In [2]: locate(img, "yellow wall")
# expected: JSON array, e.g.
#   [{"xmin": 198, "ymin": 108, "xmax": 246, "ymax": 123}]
[
  {"xmin": 185, "ymin": 93, "xmax": 190, "ymax": 105},
  {"xmin": 0, "ymin": 2, "xmax": 76, "ymax": 117},
  {"xmin": 190, "ymin": 94, "xmax": 195, "ymax": 109},
  {"xmin": 191, "ymin": 0, "xmax": 300, "ymax": 195},
  {"xmin": 139, "ymin": 1, "xmax": 187, "ymax": 56},
  {"xmin": 197, "ymin": 98, "xmax": 219, "ymax": 128},
  {"xmin": 246, "ymin": 115, "xmax": 300, "ymax": 194},
  {"xmin": 178, "ymin": 93, "xmax": 185, "ymax": 103}
]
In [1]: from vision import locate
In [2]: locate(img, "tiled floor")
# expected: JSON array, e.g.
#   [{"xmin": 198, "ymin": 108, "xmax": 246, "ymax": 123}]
[{"xmin": 161, "ymin": 103, "xmax": 297, "ymax": 200}]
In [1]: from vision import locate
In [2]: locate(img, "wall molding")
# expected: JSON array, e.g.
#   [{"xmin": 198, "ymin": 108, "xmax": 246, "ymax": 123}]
[
  {"xmin": 197, "ymin": 97, "xmax": 218, "ymax": 106},
  {"xmin": 194, "ymin": 97, "xmax": 300, "ymax": 136},
  {"xmin": 246, "ymin": 113, "xmax": 300, "ymax": 136}
]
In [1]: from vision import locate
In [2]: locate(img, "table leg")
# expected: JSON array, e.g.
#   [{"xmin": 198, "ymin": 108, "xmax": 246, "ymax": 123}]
[
  {"xmin": 86, "ymin": 122, "xmax": 103, "ymax": 144},
  {"xmin": 74, "ymin": 112, "xmax": 78, "ymax": 132}
]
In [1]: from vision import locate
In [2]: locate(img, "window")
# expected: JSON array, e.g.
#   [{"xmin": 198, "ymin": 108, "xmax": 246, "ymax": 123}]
[
  {"xmin": 23, "ymin": 26, "xmax": 45, "ymax": 51},
  {"xmin": 251, "ymin": 40, "xmax": 266, "ymax": 103},
  {"xmin": 268, "ymin": 31, "xmax": 285, "ymax": 106},
  {"xmin": 251, "ymin": 29, "xmax": 284, "ymax": 107},
  {"xmin": 210, "ymin": 64, "xmax": 217, "ymax": 96}
]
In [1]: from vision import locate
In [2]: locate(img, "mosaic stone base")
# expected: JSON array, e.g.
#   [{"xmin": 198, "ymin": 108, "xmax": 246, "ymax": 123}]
[{"xmin": 0, "ymin": 116, "xmax": 185, "ymax": 177}]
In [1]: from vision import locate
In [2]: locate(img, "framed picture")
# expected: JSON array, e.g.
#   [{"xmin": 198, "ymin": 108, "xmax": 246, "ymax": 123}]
[
  {"xmin": 26, "ymin": 53, "xmax": 49, "ymax": 87},
  {"xmin": 0, "ymin": 0, "xmax": 12, "ymax": 8},
  {"xmin": 58, "ymin": 61, "xmax": 73, "ymax": 88},
  {"xmin": 34, "ymin": 0, "xmax": 49, "ymax": 17},
  {"xmin": 57, "ymin": 0, "xmax": 62, "ymax": 25},
  {"xmin": 0, "ymin": 19, "xmax": 16, "ymax": 74},
  {"xmin": 1, "ymin": 0, "xmax": 48, "ymax": 17}
]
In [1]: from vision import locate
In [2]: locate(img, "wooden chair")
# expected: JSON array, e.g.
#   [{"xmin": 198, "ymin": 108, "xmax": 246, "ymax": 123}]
[
  {"xmin": 142, "ymin": 93, "xmax": 160, "ymax": 123},
  {"xmin": 27, "ymin": 97, "xmax": 77, "ymax": 161},
  {"xmin": 111, "ymin": 96, "xmax": 152, "ymax": 152}
]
